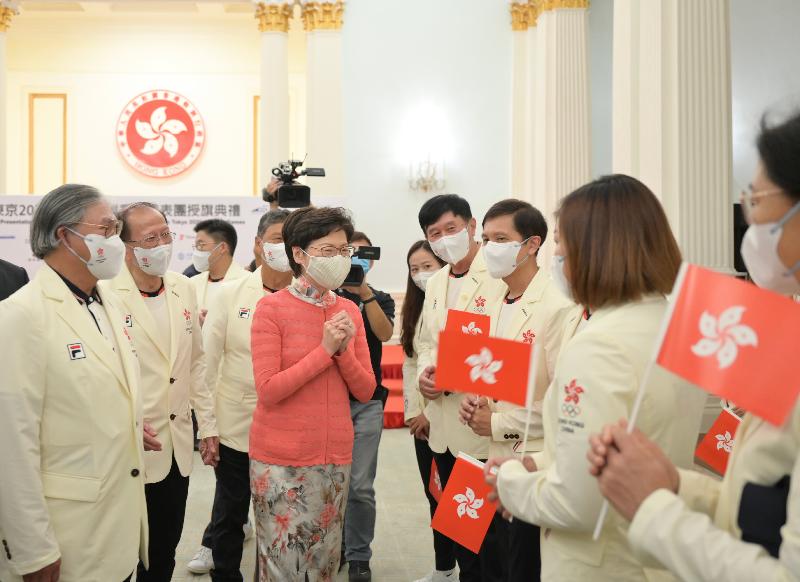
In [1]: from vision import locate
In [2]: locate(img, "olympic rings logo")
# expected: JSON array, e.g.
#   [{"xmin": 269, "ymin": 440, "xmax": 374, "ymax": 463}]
[{"xmin": 561, "ymin": 403, "xmax": 581, "ymax": 418}]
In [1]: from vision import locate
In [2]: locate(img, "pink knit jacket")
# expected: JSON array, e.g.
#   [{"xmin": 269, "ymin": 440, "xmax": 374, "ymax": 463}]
[{"xmin": 249, "ymin": 289, "xmax": 376, "ymax": 466}]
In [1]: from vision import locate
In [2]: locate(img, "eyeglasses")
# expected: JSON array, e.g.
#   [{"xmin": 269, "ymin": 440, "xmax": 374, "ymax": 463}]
[
  {"xmin": 192, "ymin": 241, "xmax": 221, "ymax": 251},
  {"xmin": 307, "ymin": 245, "xmax": 355, "ymax": 258},
  {"xmin": 72, "ymin": 221, "xmax": 122, "ymax": 238},
  {"xmin": 126, "ymin": 231, "xmax": 175, "ymax": 248},
  {"xmin": 740, "ymin": 187, "xmax": 783, "ymax": 208}
]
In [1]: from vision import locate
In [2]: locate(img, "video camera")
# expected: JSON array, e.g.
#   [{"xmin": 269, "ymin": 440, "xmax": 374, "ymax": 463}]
[
  {"xmin": 263, "ymin": 158, "xmax": 326, "ymax": 208},
  {"xmin": 344, "ymin": 246, "xmax": 381, "ymax": 287}
]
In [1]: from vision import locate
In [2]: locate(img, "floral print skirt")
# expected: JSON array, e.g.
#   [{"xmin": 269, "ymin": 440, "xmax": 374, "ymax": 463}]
[{"xmin": 250, "ymin": 460, "xmax": 351, "ymax": 582}]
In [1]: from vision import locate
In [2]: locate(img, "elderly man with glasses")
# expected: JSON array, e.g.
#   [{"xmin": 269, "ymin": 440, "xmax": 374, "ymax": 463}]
[
  {"xmin": 101, "ymin": 202, "xmax": 219, "ymax": 582},
  {"xmin": 0, "ymin": 184, "xmax": 147, "ymax": 582}
]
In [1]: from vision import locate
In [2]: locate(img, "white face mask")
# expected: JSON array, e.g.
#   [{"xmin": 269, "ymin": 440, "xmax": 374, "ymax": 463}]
[
  {"xmin": 64, "ymin": 228, "xmax": 126, "ymax": 280},
  {"xmin": 133, "ymin": 243, "xmax": 172, "ymax": 277},
  {"xmin": 550, "ymin": 255, "xmax": 574, "ymax": 300},
  {"xmin": 262, "ymin": 241, "xmax": 292, "ymax": 273},
  {"xmin": 741, "ymin": 201, "xmax": 800, "ymax": 295},
  {"xmin": 192, "ymin": 242, "xmax": 221, "ymax": 273},
  {"xmin": 430, "ymin": 228, "xmax": 471, "ymax": 265},
  {"xmin": 302, "ymin": 251, "xmax": 352, "ymax": 290},
  {"xmin": 484, "ymin": 238, "xmax": 532, "ymax": 279},
  {"xmin": 412, "ymin": 270, "xmax": 436, "ymax": 292}
]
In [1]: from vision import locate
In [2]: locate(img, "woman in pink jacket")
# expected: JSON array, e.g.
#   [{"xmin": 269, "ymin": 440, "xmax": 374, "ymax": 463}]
[{"xmin": 249, "ymin": 206, "xmax": 376, "ymax": 581}]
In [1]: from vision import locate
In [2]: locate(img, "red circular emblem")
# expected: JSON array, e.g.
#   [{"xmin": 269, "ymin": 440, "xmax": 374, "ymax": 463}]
[{"xmin": 116, "ymin": 90, "xmax": 205, "ymax": 178}]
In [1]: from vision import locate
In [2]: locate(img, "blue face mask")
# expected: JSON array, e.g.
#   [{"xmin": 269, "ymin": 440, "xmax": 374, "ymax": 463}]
[{"xmin": 352, "ymin": 257, "xmax": 371, "ymax": 274}]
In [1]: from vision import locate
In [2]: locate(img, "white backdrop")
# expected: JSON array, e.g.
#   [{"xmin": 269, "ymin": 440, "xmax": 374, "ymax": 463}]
[{"xmin": 0, "ymin": 196, "xmax": 271, "ymax": 277}]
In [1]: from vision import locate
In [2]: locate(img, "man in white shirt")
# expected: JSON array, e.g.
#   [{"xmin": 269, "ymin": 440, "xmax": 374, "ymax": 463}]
[
  {"xmin": 415, "ymin": 194, "xmax": 505, "ymax": 582},
  {"xmin": 191, "ymin": 219, "xmax": 248, "ymax": 322},
  {"xmin": 105, "ymin": 202, "xmax": 219, "ymax": 582}
]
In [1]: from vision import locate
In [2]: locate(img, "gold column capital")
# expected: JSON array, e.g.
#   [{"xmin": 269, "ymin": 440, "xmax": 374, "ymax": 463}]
[
  {"xmin": 0, "ymin": 6, "xmax": 17, "ymax": 32},
  {"xmin": 255, "ymin": 2, "xmax": 292, "ymax": 33},
  {"xmin": 511, "ymin": 3, "xmax": 529, "ymax": 31},
  {"xmin": 539, "ymin": 0, "xmax": 589, "ymax": 12},
  {"xmin": 302, "ymin": 1, "xmax": 344, "ymax": 32}
]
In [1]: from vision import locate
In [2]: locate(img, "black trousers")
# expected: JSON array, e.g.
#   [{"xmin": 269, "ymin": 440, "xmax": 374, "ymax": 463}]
[
  {"xmin": 137, "ymin": 455, "xmax": 190, "ymax": 582},
  {"xmin": 414, "ymin": 437, "xmax": 457, "ymax": 572},
  {"xmin": 432, "ymin": 450, "xmax": 504, "ymax": 582},
  {"xmin": 201, "ymin": 443, "xmax": 251, "ymax": 582},
  {"xmin": 494, "ymin": 513, "xmax": 541, "ymax": 582}
]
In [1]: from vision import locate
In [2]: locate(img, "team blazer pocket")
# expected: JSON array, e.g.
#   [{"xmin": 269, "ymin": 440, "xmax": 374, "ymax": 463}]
[{"xmin": 41, "ymin": 471, "xmax": 102, "ymax": 502}]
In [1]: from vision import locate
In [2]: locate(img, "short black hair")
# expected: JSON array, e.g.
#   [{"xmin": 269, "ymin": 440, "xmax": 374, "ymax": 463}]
[
  {"xmin": 282, "ymin": 206, "xmax": 355, "ymax": 277},
  {"xmin": 118, "ymin": 202, "xmax": 168, "ymax": 242},
  {"xmin": 350, "ymin": 230, "xmax": 372, "ymax": 246},
  {"xmin": 194, "ymin": 218, "xmax": 238, "ymax": 253},
  {"xmin": 482, "ymin": 198, "xmax": 548, "ymax": 245},
  {"xmin": 418, "ymin": 194, "xmax": 472, "ymax": 234},
  {"xmin": 257, "ymin": 209, "xmax": 290, "ymax": 238},
  {"xmin": 757, "ymin": 110, "xmax": 800, "ymax": 201}
]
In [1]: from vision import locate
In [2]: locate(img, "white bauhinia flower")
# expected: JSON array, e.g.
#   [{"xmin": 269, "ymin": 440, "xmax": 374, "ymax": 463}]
[
  {"xmin": 135, "ymin": 106, "xmax": 188, "ymax": 158},
  {"xmin": 465, "ymin": 347, "xmax": 503, "ymax": 384},
  {"xmin": 461, "ymin": 321, "xmax": 484, "ymax": 335},
  {"xmin": 690, "ymin": 306, "xmax": 758, "ymax": 369},
  {"xmin": 453, "ymin": 487, "xmax": 484, "ymax": 519},
  {"xmin": 715, "ymin": 431, "xmax": 735, "ymax": 453}
]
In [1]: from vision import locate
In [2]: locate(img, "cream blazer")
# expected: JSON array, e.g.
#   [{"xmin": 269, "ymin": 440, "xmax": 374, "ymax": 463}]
[
  {"xmin": 497, "ymin": 296, "xmax": 708, "ymax": 582},
  {"xmin": 403, "ymin": 317, "xmax": 425, "ymax": 422},
  {"xmin": 202, "ymin": 268, "xmax": 266, "ymax": 453},
  {"xmin": 485, "ymin": 270, "xmax": 575, "ymax": 457},
  {"xmin": 192, "ymin": 260, "xmax": 248, "ymax": 311},
  {"xmin": 103, "ymin": 267, "xmax": 216, "ymax": 483},
  {"xmin": 0, "ymin": 264, "xmax": 148, "ymax": 582},
  {"xmin": 415, "ymin": 249, "xmax": 506, "ymax": 459},
  {"xmin": 626, "ymin": 400, "xmax": 800, "ymax": 581}
]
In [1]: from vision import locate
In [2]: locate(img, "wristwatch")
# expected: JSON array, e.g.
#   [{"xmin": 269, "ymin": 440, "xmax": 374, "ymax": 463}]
[{"xmin": 362, "ymin": 295, "xmax": 377, "ymax": 305}]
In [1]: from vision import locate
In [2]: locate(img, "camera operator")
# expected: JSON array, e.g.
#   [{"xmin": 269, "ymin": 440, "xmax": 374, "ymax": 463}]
[{"xmin": 335, "ymin": 231, "xmax": 395, "ymax": 582}]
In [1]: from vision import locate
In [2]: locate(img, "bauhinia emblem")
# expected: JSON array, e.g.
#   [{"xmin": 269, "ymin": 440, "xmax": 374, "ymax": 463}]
[
  {"xmin": 453, "ymin": 487, "xmax": 484, "ymax": 520},
  {"xmin": 117, "ymin": 90, "xmax": 205, "ymax": 178},
  {"xmin": 691, "ymin": 306, "xmax": 758, "ymax": 370}
]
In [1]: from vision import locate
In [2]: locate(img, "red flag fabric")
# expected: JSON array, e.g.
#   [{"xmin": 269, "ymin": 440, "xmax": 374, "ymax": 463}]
[
  {"xmin": 435, "ymin": 330, "xmax": 532, "ymax": 406},
  {"xmin": 694, "ymin": 408, "xmax": 742, "ymax": 475},
  {"xmin": 431, "ymin": 453, "xmax": 497, "ymax": 553},
  {"xmin": 429, "ymin": 459, "xmax": 443, "ymax": 502},
  {"xmin": 656, "ymin": 264, "xmax": 800, "ymax": 425},
  {"xmin": 445, "ymin": 309, "xmax": 491, "ymax": 336}
]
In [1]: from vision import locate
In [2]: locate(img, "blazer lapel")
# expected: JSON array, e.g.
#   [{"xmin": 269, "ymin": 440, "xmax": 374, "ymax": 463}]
[
  {"xmin": 111, "ymin": 267, "xmax": 169, "ymax": 363},
  {"xmin": 506, "ymin": 270, "xmax": 548, "ymax": 340},
  {"xmin": 41, "ymin": 266, "xmax": 128, "ymax": 390},
  {"xmin": 164, "ymin": 274, "xmax": 182, "ymax": 370}
]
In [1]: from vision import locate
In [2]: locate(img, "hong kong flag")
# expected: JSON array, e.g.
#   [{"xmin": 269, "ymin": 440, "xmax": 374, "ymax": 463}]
[
  {"xmin": 431, "ymin": 453, "xmax": 497, "ymax": 553},
  {"xmin": 429, "ymin": 459, "xmax": 443, "ymax": 502},
  {"xmin": 435, "ymin": 330, "xmax": 533, "ymax": 406},
  {"xmin": 656, "ymin": 264, "xmax": 800, "ymax": 426},
  {"xmin": 694, "ymin": 407, "xmax": 742, "ymax": 475},
  {"xmin": 445, "ymin": 309, "xmax": 491, "ymax": 336}
]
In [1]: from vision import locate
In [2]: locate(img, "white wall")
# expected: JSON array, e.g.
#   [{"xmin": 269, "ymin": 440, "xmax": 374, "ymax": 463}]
[
  {"xmin": 341, "ymin": 0, "xmax": 513, "ymax": 293},
  {"xmin": 730, "ymin": 0, "xmax": 800, "ymax": 193}
]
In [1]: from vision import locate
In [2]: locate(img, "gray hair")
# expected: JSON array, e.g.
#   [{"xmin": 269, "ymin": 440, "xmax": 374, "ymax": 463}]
[
  {"xmin": 30, "ymin": 184, "xmax": 104, "ymax": 258},
  {"xmin": 257, "ymin": 209, "xmax": 291, "ymax": 238}
]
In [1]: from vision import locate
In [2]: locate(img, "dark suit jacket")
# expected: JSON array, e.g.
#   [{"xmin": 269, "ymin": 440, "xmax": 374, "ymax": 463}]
[{"xmin": 0, "ymin": 258, "xmax": 29, "ymax": 301}]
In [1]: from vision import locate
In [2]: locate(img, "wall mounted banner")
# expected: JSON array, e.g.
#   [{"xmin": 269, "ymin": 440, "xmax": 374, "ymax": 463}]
[
  {"xmin": 117, "ymin": 90, "xmax": 206, "ymax": 178},
  {"xmin": 0, "ymin": 196, "xmax": 268, "ymax": 277}
]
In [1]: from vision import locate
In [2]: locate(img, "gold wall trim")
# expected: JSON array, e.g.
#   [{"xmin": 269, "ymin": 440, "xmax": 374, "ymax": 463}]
[
  {"xmin": 302, "ymin": 1, "xmax": 344, "ymax": 32},
  {"xmin": 255, "ymin": 2, "xmax": 292, "ymax": 33},
  {"xmin": 540, "ymin": 0, "xmax": 589, "ymax": 12},
  {"xmin": 0, "ymin": 6, "xmax": 16, "ymax": 31},
  {"xmin": 253, "ymin": 95, "xmax": 260, "ymax": 196},
  {"xmin": 511, "ymin": 3, "xmax": 530, "ymax": 31},
  {"xmin": 28, "ymin": 93, "xmax": 68, "ymax": 195}
]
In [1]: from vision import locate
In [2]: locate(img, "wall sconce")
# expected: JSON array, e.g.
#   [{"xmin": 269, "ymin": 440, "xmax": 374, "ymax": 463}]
[{"xmin": 409, "ymin": 156, "xmax": 445, "ymax": 193}]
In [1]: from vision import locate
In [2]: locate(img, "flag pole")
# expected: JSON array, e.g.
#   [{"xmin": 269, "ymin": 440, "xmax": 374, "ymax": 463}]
[
  {"xmin": 519, "ymin": 342, "xmax": 542, "ymax": 457},
  {"xmin": 591, "ymin": 262, "xmax": 691, "ymax": 541}
]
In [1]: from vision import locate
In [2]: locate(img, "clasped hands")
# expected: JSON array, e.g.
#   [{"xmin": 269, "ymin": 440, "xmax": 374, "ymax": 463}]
[{"xmin": 322, "ymin": 311, "xmax": 356, "ymax": 356}]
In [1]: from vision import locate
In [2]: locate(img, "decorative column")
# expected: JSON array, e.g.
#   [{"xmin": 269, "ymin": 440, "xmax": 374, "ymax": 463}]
[
  {"xmin": 302, "ymin": 1, "xmax": 344, "ymax": 197},
  {"xmin": 255, "ymin": 1, "xmax": 292, "ymax": 189},
  {"xmin": 0, "ymin": 1, "xmax": 17, "ymax": 194},
  {"xmin": 612, "ymin": 0, "xmax": 732, "ymax": 271},
  {"xmin": 510, "ymin": 1, "xmax": 532, "ymax": 200}
]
